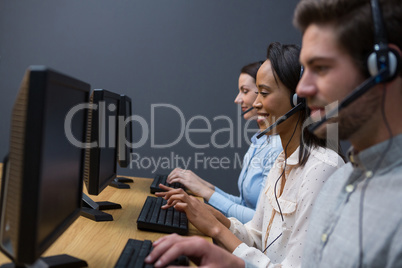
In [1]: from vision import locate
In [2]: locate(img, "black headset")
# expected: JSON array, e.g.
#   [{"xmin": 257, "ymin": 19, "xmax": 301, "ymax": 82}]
[
  {"xmin": 357, "ymin": 2, "xmax": 399, "ymax": 267},
  {"xmin": 367, "ymin": 0, "xmax": 400, "ymax": 81}
]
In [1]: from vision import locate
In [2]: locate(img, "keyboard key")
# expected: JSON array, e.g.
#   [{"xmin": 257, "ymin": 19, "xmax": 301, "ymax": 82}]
[
  {"xmin": 149, "ymin": 198, "xmax": 162, "ymax": 224},
  {"xmin": 165, "ymin": 208, "xmax": 173, "ymax": 227},
  {"xmin": 157, "ymin": 200, "xmax": 167, "ymax": 225},
  {"xmin": 137, "ymin": 197, "xmax": 152, "ymax": 223},
  {"xmin": 173, "ymin": 209, "xmax": 180, "ymax": 228},
  {"xmin": 180, "ymin": 213, "xmax": 187, "ymax": 230}
]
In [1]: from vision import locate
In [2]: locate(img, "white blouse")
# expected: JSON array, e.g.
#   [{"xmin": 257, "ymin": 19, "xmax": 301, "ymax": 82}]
[{"xmin": 229, "ymin": 146, "xmax": 345, "ymax": 268}]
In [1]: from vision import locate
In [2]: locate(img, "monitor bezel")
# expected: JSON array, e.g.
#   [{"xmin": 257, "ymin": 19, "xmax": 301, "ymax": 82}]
[
  {"xmin": 84, "ymin": 89, "xmax": 120, "ymax": 195},
  {"xmin": 118, "ymin": 95, "xmax": 133, "ymax": 168}
]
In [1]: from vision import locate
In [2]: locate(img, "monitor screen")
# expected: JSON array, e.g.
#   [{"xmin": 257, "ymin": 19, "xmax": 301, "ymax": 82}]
[
  {"xmin": 84, "ymin": 89, "xmax": 120, "ymax": 195},
  {"xmin": 0, "ymin": 66, "xmax": 90, "ymax": 265},
  {"xmin": 118, "ymin": 95, "xmax": 133, "ymax": 168}
]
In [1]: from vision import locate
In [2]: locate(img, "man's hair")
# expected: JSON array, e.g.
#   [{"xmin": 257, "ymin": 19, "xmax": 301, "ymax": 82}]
[{"xmin": 293, "ymin": 0, "xmax": 402, "ymax": 78}]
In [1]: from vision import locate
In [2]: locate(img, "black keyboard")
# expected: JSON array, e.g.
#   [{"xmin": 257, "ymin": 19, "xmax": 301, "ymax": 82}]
[
  {"xmin": 114, "ymin": 239, "xmax": 189, "ymax": 268},
  {"xmin": 150, "ymin": 174, "xmax": 185, "ymax": 194},
  {"xmin": 137, "ymin": 196, "xmax": 188, "ymax": 235}
]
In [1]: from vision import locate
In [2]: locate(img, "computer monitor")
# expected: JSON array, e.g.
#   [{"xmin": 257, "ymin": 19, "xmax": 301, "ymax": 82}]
[
  {"xmin": 0, "ymin": 66, "xmax": 89, "ymax": 267},
  {"xmin": 81, "ymin": 89, "xmax": 123, "ymax": 222},
  {"xmin": 114, "ymin": 95, "xmax": 134, "ymax": 184}
]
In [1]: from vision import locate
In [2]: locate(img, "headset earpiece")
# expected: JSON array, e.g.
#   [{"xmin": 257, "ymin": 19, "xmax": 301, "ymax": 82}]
[
  {"xmin": 291, "ymin": 93, "xmax": 306, "ymax": 108},
  {"xmin": 367, "ymin": 48, "xmax": 400, "ymax": 80},
  {"xmin": 366, "ymin": 0, "xmax": 401, "ymax": 83},
  {"xmin": 291, "ymin": 93, "xmax": 299, "ymax": 107},
  {"xmin": 290, "ymin": 65, "xmax": 306, "ymax": 108}
]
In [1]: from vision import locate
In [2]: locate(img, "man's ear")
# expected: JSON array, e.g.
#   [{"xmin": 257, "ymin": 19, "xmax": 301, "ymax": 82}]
[
  {"xmin": 388, "ymin": 44, "xmax": 402, "ymax": 77},
  {"xmin": 389, "ymin": 44, "xmax": 402, "ymax": 57}
]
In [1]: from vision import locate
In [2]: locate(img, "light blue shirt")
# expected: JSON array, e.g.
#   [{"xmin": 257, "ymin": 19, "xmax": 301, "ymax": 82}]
[{"xmin": 208, "ymin": 133, "xmax": 282, "ymax": 223}]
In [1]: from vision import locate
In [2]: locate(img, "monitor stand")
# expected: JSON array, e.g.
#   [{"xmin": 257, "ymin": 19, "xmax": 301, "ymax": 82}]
[
  {"xmin": 1, "ymin": 254, "xmax": 87, "ymax": 268},
  {"xmin": 109, "ymin": 176, "xmax": 133, "ymax": 189},
  {"xmin": 80, "ymin": 193, "xmax": 121, "ymax": 222}
]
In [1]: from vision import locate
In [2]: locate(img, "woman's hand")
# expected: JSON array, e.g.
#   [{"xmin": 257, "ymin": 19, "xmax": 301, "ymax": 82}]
[
  {"xmin": 156, "ymin": 185, "xmax": 244, "ymax": 252},
  {"xmin": 156, "ymin": 185, "xmax": 223, "ymax": 237},
  {"xmin": 145, "ymin": 234, "xmax": 245, "ymax": 268},
  {"xmin": 167, "ymin": 168, "xmax": 215, "ymax": 200}
]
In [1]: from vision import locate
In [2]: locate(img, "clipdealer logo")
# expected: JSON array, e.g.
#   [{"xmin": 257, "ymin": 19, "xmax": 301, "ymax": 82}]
[
  {"xmin": 64, "ymin": 102, "xmax": 261, "ymax": 150},
  {"xmin": 63, "ymin": 102, "xmax": 263, "ymax": 170},
  {"xmin": 63, "ymin": 101, "xmax": 342, "ymax": 171}
]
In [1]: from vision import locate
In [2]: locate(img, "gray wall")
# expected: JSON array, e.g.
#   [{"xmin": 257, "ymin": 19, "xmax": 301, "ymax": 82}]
[{"xmin": 0, "ymin": 0, "xmax": 301, "ymax": 195}]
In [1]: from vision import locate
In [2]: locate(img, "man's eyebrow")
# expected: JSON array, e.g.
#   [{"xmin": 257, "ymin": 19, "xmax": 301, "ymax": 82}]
[{"xmin": 305, "ymin": 56, "xmax": 334, "ymax": 66}]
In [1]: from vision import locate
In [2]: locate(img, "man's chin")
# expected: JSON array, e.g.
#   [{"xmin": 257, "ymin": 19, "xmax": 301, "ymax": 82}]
[{"xmin": 310, "ymin": 121, "xmax": 344, "ymax": 142}]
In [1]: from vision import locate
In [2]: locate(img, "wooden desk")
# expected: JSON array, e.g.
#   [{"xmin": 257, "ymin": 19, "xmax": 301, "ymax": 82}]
[{"xmin": 0, "ymin": 169, "xmax": 211, "ymax": 267}]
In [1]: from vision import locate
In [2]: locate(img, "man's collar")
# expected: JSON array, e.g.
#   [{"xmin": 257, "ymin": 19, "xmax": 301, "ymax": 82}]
[{"xmin": 347, "ymin": 134, "xmax": 402, "ymax": 172}]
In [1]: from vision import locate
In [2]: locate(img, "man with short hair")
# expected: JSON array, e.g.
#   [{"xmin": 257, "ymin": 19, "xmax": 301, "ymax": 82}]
[{"xmin": 294, "ymin": 0, "xmax": 402, "ymax": 267}]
